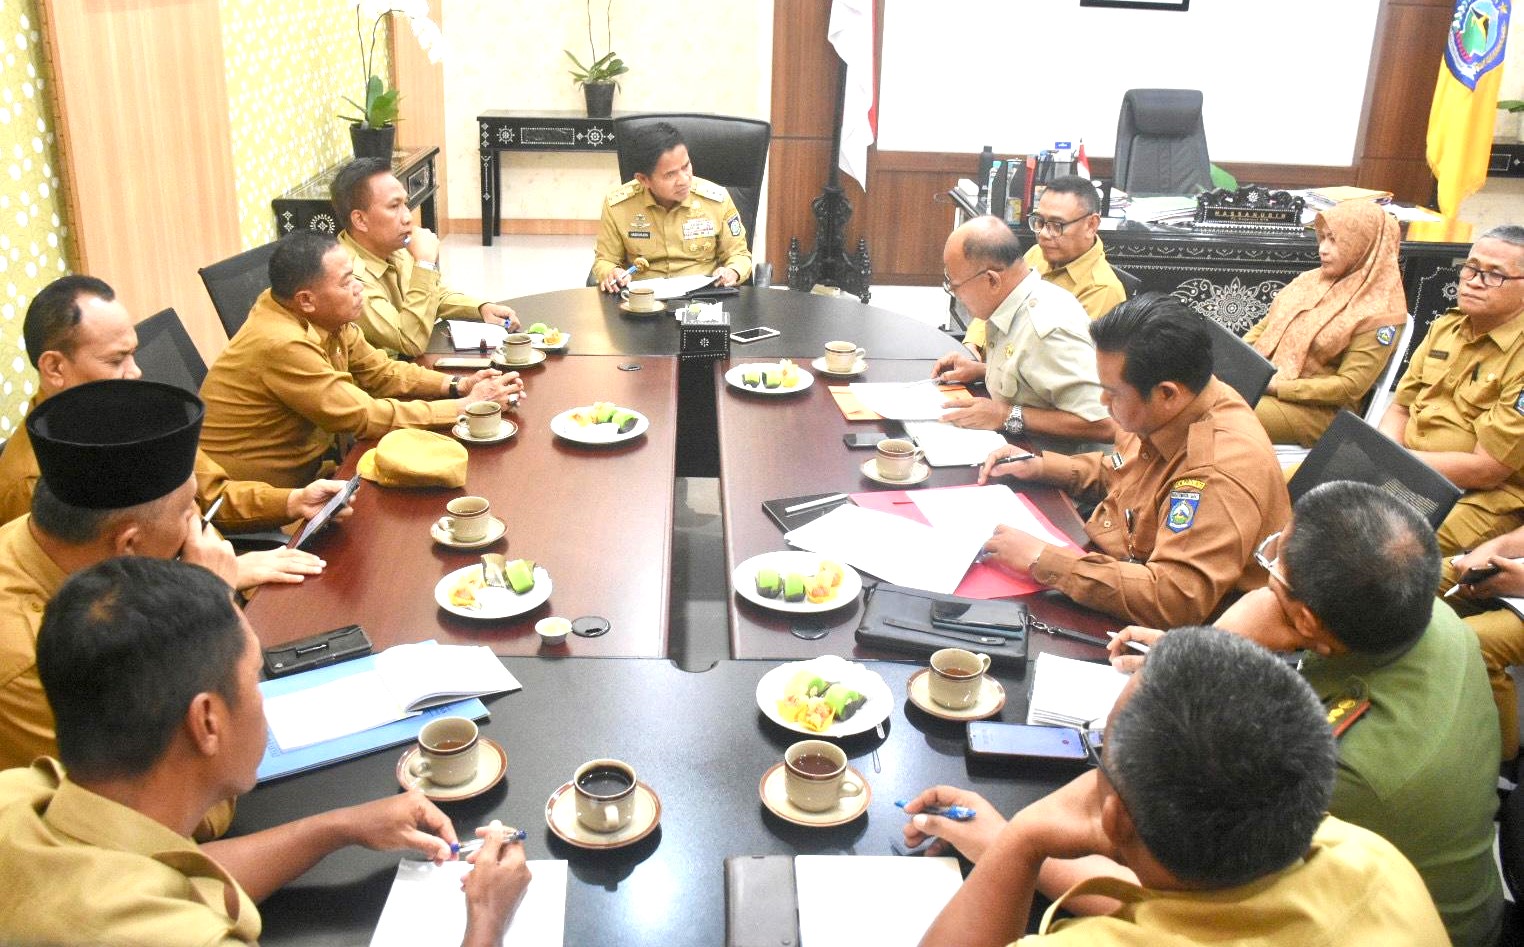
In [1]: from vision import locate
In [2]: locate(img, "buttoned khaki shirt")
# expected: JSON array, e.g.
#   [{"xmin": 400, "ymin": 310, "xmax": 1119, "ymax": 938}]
[
  {"xmin": 983, "ymin": 269, "xmax": 1108, "ymax": 421},
  {"xmin": 1027, "ymin": 378, "xmax": 1290, "ymax": 627},
  {"xmin": 0, "ymin": 515, "xmax": 66, "ymax": 772},
  {"xmin": 591, "ymin": 177, "xmax": 753, "ymax": 285},
  {"xmin": 1014, "ymin": 817, "xmax": 1447, "ymax": 945},
  {"xmin": 340, "ymin": 231, "xmax": 486, "ymax": 358},
  {"xmin": 1023, "ymin": 237, "xmax": 1127, "ymax": 321},
  {"xmin": 0, "ymin": 758, "xmax": 260, "ymax": 946},
  {"xmin": 200, "ymin": 291, "xmax": 457, "ymax": 488}
]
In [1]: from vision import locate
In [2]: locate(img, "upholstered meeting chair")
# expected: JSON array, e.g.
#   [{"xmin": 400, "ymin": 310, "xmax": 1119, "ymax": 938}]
[
  {"xmin": 1286, "ymin": 410, "xmax": 1461, "ymax": 529},
  {"xmin": 614, "ymin": 113, "xmax": 770, "ymax": 246},
  {"xmin": 198, "ymin": 240, "xmax": 278, "ymax": 338},
  {"xmin": 1203, "ymin": 313, "xmax": 1275, "ymax": 408},
  {"xmin": 133, "ymin": 307, "xmax": 207, "ymax": 395},
  {"xmin": 1113, "ymin": 89, "xmax": 1212, "ymax": 197}
]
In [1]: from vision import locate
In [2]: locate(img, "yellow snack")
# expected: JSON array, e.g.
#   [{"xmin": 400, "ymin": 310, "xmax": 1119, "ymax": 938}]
[{"xmin": 449, "ymin": 573, "xmax": 482, "ymax": 608}]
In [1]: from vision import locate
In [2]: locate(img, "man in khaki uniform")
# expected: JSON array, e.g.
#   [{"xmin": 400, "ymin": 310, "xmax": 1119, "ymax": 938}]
[
  {"xmin": 931, "ymin": 216, "xmax": 1114, "ymax": 443},
  {"xmin": 980, "ymin": 294, "xmax": 1289, "ymax": 627},
  {"xmin": 0, "ymin": 556, "xmax": 531, "ymax": 946},
  {"xmin": 904, "ymin": 628, "xmax": 1446, "ymax": 946},
  {"xmin": 1379, "ymin": 226, "xmax": 1524, "ymax": 556},
  {"xmin": 200, "ymin": 232, "xmax": 524, "ymax": 488},
  {"xmin": 332, "ymin": 157, "xmax": 517, "ymax": 357},
  {"xmin": 592, "ymin": 121, "xmax": 752, "ymax": 291}
]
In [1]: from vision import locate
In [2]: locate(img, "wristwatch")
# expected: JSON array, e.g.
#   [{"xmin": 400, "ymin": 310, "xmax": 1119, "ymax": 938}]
[
  {"xmin": 1002, "ymin": 405, "xmax": 1026, "ymax": 437},
  {"xmin": 448, "ymin": 377, "xmax": 460, "ymax": 398},
  {"xmin": 415, "ymin": 260, "xmax": 439, "ymax": 272}
]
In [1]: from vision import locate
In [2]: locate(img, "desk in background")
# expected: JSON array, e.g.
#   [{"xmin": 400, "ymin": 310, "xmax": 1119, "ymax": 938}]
[
  {"xmin": 272, "ymin": 147, "xmax": 438, "ymax": 238},
  {"xmin": 477, "ymin": 110, "xmax": 625, "ymax": 247}
]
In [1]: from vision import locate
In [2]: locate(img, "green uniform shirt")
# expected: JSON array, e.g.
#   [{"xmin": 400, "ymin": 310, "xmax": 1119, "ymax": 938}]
[{"xmin": 1300, "ymin": 599, "xmax": 1503, "ymax": 947}]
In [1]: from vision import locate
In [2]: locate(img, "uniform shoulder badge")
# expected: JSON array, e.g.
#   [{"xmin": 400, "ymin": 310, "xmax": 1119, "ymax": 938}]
[
  {"xmin": 1376, "ymin": 325, "xmax": 1397, "ymax": 346},
  {"xmin": 1166, "ymin": 477, "xmax": 1205, "ymax": 534},
  {"xmin": 607, "ymin": 181, "xmax": 641, "ymax": 207},
  {"xmin": 1324, "ymin": 680, "xmax": 1371, "ymax": 738},
  {"xmin": 1515, "ymin": 390, "xmax": 1524, "ymax": 417},
  {"xmin": 726, "ymin": 213, "xmax": 742, "ymax": 237},
  {"xmin": 691, "ymin": 178, "xmax": 729, "ymax": 203}
]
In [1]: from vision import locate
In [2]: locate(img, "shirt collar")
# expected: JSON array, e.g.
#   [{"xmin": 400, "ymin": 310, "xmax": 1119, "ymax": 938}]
[
  {"xmin": 1040, "ymin": 237, "xmax": 1106, "ymax": 281},
  {"xmin": 987, "ymin": 268, "xmax": 1044, "ymax": 334},
  {"xmin": 40, "ymin": 759, "xmax": 201, "ymax": 858},
  {"xmin": 14, "ymin": 515, "xmax": 67, "ymax": 596},
  {"xmin": 1466, "ymin": 307, "xmax": 1524, "ymax": 351},
  {"xmin": 338, "ymin": 231, "xmax": 395, "ymax": 281},
  {"xmin": 1140, "ymin": 379, "xmax": 1222, "ymax": 459}
]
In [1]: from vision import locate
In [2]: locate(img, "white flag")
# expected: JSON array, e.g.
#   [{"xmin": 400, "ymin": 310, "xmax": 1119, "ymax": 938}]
[{"xmin": 828, "ymin": 0, "xmax": 876, "ymax": 191}]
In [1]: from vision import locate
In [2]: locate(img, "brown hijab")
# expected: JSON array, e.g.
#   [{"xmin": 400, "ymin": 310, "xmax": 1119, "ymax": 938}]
[{"xmin": 1251, "ymin": 202, "xmax": 1407, "ymax": 380}]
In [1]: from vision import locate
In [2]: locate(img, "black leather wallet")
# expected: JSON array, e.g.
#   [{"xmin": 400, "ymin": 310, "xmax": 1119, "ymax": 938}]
[
  {"xmin": 262, "ymin": 624, "xmax": 372, "ymax": 678},
  {"xmin": 724, "ymin": 855, "xmax": 799, "ymax": 947},
  {"xmin": 855, "ymin": 583, "xmax": 1029, "ymax": 672}
]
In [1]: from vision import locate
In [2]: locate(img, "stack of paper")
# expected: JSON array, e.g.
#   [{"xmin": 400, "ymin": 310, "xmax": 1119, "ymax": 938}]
[
  {"xmin": 1027, "ymin": 652, "xmax": 1130, "ymax": 728},
  {"xmin": 629, "ymin": 274, "xmax": 717, "ymax": 299},
  {"xmin": 795, "ymin": 856, "xmax": 962, "ymax": 947},
  {"xmin": 370, "ymin": 859, "xmax": 567, "ymax": 947},
  {"xmin": 784, "ymin": 504, "xmax": 987, "ymax": 594},
  {"xmin": 447, "ymin": 321, "xmax": 509, "ymax": 351},
  {"xmin": 901, "ymin": 420, "xmax": 1008, "ymax": 467},
  {"xmin": 846, "ymin": 381, "xmax": 960, "ymax": 421}
]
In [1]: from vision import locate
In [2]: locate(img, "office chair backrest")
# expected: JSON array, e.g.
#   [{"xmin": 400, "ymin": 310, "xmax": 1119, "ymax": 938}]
[
  {"xmin": 198, "ymin": 240, "xmax": 278, "ymax": 338},
  {"xmin": 1203, "ymin": 314, "xmax": 1275, "ymax": 407},
  {"xmin": 613, "ymin": 113, "xmax": 771, "ymax": 247},
  {"xmin": 1361, "ymin": 313, "xmax": 1415, "ymax": 423},
  {"xmin": 1111, "ymin": 264, "xmax": 1143, "ymax": 300},
  {"xmin": 1286, "ymin": 410, "xmax": 1462, "ymax": 529},
  {"xmin": 1114, "ymin": 89, "xmax": 1212, "ymax": 197},
  {"xmin": 133, "ymin": 307, "xmax": 207, "ymax": 396}
]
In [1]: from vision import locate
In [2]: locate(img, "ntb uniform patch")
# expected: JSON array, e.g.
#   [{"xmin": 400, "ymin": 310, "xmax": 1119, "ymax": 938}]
[
  {"xmin": 1376, "ymin": 325, "xmax": 1397, "ymax": 346},
  {"xmin": 726, "ymin": 214, "xmax": 742, "ymax": 237},
  {"xmin": 1166, "ymin": 477, "xmax": 1205, "ymax": 533}
]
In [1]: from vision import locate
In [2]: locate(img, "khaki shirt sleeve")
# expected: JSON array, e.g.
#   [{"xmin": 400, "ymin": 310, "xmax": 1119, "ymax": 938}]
[
  {"xmin": 194, "ymin": 451, "xmax": 293, "ymax": 532},
  {"xmin": 1393, "ymin": 324, "xmax": 1436, "ymax": 410},
  {"xmin": 355, "ymin": 265, "xmax": 459, "ymax": 358},
  {"xmin": 713, "ymin": 194, "xmax": 753, "ymax": 284},
  {"xmin": 1275, "ymin": 328, "xmax": 1394, "ymax": 407},
  {"xmin": 1073, "ymin": 280, "xmax": 1126, "ymax": 321},
  {"xmin": 1473, "ymin": 374, "xmax": 1524, "ymax": 470},
  {"xmin": 1026, "ymin": 324, "xmax": 1109, "ymax": 422},
  {"xmin": 0, "ymin": 665, "xmax": 53, "ymax": 772},
  {"xmin": 1034, "ymin": 450, "xmax": 1109, "ymax": 503},
  {"xmin": 592, "ymin": 201, "xmax": 629, "ymax": 285},
  {"xmin": 0, "ymin": 471, "xmax": 36, "ymax": 525}
]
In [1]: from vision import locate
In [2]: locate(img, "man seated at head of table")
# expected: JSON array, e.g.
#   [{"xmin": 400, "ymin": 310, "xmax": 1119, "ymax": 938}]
[
  {"xmin": 333, "ymin": 157, "xmax": 518, "ymax": 357},
  {"xmin": 592, "ymin": 120, "xmax": 753, "ymax": 293},
  {"xmin": 931, "ymin": 216, "xmax": 1116, "ymax": 443},
  {"xmin": 904, "ymin": 627, "xmax": 1447, "ymax": 946},
  {"xmin": 199, "ymin": 231, "xmax": 524, "ymax": 488},
  {"xmin": 1111, "ymin": 481, "xmax": 1502, "ymax": 947},
  {"xmin": 977, "ymin": 293, "xmax": 1289, "ymax": 628},
  {"xmin": 1377, "ymin": 225, "xmax": 1524, "ymax": 558},
  {"xmin": 1243, "ymin": 201, "xmax": 1408, "ymax": 447},
  {"xmin": 0, "ymin": 556, "xmax": 531, "ymax": 947}
]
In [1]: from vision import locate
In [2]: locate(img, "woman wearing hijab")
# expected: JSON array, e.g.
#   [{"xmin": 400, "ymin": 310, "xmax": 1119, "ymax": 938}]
[{"xmin": 1243, "ymin": 202, "xmax": 1409, "ymax": 446}]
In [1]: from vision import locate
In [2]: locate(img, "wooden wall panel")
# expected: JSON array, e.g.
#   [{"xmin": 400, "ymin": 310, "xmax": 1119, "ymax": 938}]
[
  {"xmin": 392, "ymin": 10, "xmax": 449, "ymax": 232},
  {"xmin": 1357, "ymin": 0, "xmax": 1453, "ymax": 204},
  {"xmin": 769, "ymin": 0, "xmax": 835, "ymax": 139},
  {"xmin": 41, "ymin": 0, "xmax": 240, "ymax": 360}
]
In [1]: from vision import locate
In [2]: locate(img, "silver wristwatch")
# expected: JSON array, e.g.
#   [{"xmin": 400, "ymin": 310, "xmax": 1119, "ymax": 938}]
[
  {"xmin": 415, "ymin": 260, "xmax": 439, "ymax": 272},
  {"xmin": 1002, "ymin": 405, "xmax": 1026, "ymax": 437}
]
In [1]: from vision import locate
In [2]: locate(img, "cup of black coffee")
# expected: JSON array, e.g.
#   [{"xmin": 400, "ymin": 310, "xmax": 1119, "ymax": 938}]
[
  {"xmin": 573, "ymin": 758, "xmax": 638, "ymax": 832},
  {"xmin": 782, "ymin": 739, "xmax": 862, "ymax": 812}
]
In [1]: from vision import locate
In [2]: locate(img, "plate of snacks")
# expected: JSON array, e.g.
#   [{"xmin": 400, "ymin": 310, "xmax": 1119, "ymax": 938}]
[
  {"xmin": 435, "ymin": 557, "xmax": 552, "ymax": 619},
  {"xmin": 550, "ymin": 402, "xmax": 650, "ymax": 445},
  {"xmin": 755, "ymin": 654, "xmax": 892, "ymax": 737},
  {"xmin": 732, "ymin": 551, "xmax": 861, "ymax": 614},
  {"xmin": 724, "ymin": 360, "xmax": 814, "ymax": 395},
  {"xmin": 525, "ymin": 322, "xmax": 569, "ymax": 351}
]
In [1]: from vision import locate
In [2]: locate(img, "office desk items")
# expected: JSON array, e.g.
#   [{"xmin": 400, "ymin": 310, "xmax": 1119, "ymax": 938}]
[
  {"xmin": 395, "ymin": 736, "xmax": 508, "ymax": 802},
  {"xmin": 762, "ymin": 492, "xmax": 851, "ymax": 532},
  {"xmin": 847, "ymin": 381, "xmax": 969, "ymax": 421},
  {"xmin": 1027, "ymin": 652, "xmax": 1130, "ymax": 729},
  {"xmin": 452, "ymin": 829, "xmax": 529, "ymax": 856},
  {"xmin": 446, "ymin": 320, "xmax": 510, "ymax": 352},
  {"xmin": 892, "ymin": 801, "xmax": 976, "ymax": 821},
  {"xmin": 900, "ymin": 420, "xmax": 1009, "ymax": 467},
  {"xmin": 632, "ymin": 274, "xmax": 722, "ymax": 299},
  {"xmin": 263, "ymin": 623, "xmax": 372, "ymax": 678},
  {"xmin": 826, "ymin": 385, "xmax": 879, "ymax": 421},
  {"xmin": 370, "ymin": 858, "xmax": 568, "ymax": 947},
  {"xmin": 1106, "ymin": 630, "xmax": 1151, "ymax": 654},
  {"xmin": 724, "ymin": 855, "xmax": 800, "ymax": 947},
  {"xmin": 856, "ymin": 584, "xmax": 1027, "ymax": 673},
  {"xmin": 784, "ymin": 503, "xmax": 987, "ymax": 595},
  {"xmin": 795, "ymin": 855, "xmax": 963, "ymax": 947},
  {"xmin": 905, "ymin": 668, "xmax": 1007, "ymax": 721}
]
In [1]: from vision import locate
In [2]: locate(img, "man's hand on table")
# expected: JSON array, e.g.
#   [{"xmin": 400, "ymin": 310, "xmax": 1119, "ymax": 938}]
[
  {"xmin": 461, "ymin": 820, "xmax": 533, "ymax": 947},
  {"xmin": 900, "ymin": 786, "xmax": 1007, "ymax": 861},
  {"xmin": 932, "ymin": 352, "xmax": 984, "ymax": 385},
  {"xmin": 942, "ymin": 397, "xmax": 1007, "ymax": 430},
  {"xmin": 711, "ymin": 266, "xmax": 740, "ymax": 287},
  {"xmin": 461, "ymin": 371, "xmax": 525, "ymax": 408},
  {"xmin": 982, "ymin": 524, "xmax": 1049, "ymax": 578},
  {"xmin": 978, "ymin": 446, "xmax": 1040, "ymax": 485},
  {"xmin": 233, "ymin": 548, "xmax": 326, "ymax": 591},
  {"xmin": 334, "ymin": 789, "xmax": 461, "ymax": 863},
  {"xmin": 479, "ymin": 302, "xmax": 519, "ymax": 331}
]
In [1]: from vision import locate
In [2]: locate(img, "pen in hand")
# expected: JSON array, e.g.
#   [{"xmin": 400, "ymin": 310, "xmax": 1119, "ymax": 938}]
[
  {"xmin": 894, "ymin": 800, "xmax": 976, "ymax": 821},
  {"xmin": 451, "ymin": 827, "xmax": 527, "ymax": 856},
  {"xmin": 201, "ymin": 495, "xmax": 225, "ymax": 529}
]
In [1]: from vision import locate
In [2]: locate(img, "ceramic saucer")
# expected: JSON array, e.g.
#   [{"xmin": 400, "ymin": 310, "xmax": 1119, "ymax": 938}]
[
  {"xmin": 619, "ymin": 301, "xmax": 668, "ymax": 316},
  {"xmin": 430, "ymin": 515, "xmax": 507, "ymax": 549},
  {"xmin": 451, "ymin": 419, "xmax": 518, "ymax": 445},
  {"xmin": 860, "ymin": 458, "xmax": 931, "ymax": 486},
  {"xmin": 811, "ymin": 356, "xmax": 867, "ymax": 378},
  {"xmin": 395, "ymin": 738, "xmax": 508, "ymax": 802},
  {"xmin": 491, "ymin": 348, "xmax": 547, "ymax": 369},
  {"xmin": 906, "ymin": 668, "xmax": 1007, "ymax": 722},
  {"xmin": 545, "ymin": 780, "xmax": 662, "ymax": 849},
  {"xmin": 758, "ymin": 762, "xmax": 871, "ymax": 827}
]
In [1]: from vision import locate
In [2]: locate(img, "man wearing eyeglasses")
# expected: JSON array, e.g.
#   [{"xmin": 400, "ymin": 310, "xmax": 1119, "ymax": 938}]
[
  {"xmin": 931, "ymin": 216, "xmax": 1114, "ymax": 442},
  {"xmin": 1378, "ymin": 225, "xmax": 1524, "ymax": 556}
]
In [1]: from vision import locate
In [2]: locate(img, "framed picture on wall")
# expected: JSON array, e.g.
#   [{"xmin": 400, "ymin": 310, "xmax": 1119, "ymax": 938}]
[{"xmin": 1080, "ymin": 0, "xmax": 1190, "ymax": 10}]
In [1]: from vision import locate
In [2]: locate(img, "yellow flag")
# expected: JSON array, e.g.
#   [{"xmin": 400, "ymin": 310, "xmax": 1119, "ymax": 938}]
[{"xmin": 1427, "ymin": 0, "xmax": 1511, "ymax": 216}]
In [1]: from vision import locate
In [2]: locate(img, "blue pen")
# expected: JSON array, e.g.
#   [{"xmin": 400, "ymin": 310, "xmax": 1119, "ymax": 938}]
[
  {"xmin": 894, "ymin": 800, "xmax": 976, "ymax": 821},
  {"xmin": 451, "ymin": 827, "xmax": 527, "ymax": 855}
]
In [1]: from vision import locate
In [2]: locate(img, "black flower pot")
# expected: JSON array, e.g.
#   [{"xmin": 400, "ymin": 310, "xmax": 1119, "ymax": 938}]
[
  {"xmin": 350, "ymin": 123, "xmax": 396, "ymax": 161},
  {"xmin": 583, "ymin": 82, "xmax": 615, "ymax": 118}
]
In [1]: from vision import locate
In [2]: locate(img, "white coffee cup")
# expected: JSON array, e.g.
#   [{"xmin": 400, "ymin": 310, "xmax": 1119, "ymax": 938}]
[
  {"xmin": 928, "ymin": 647, "xmax": 992, "ymax": 710},
  {"xmin": 457, "ymin": 401, "xmax": 502, "ymax": 438},
  {"xmin": 783, "ymin": 740, "xmax": 863, "ymax": 813},
  {"xmin": 620, "ymin": 286, "xmax": 663, "ymax": 312},
  {"xmin": 573, "ymin": 758, "xmax": 638, "ymax": 832},
  {"xmin": 501, "ymin": 333, "xmax": 534, "ymax": 365},
  {"xmin": 407, "ymin": 716, "xmax": 480, "ymax": 787},
  {"xmin": 874, "ymin": 438, "xmax": 925, "ymax": 481},
  {"xmin": 437, "ymin": 496, "xmax": 491, "ymax": 543},
  {"xmin": 824, "ymin": 340, "xmax": 866, "ymax": 373}
]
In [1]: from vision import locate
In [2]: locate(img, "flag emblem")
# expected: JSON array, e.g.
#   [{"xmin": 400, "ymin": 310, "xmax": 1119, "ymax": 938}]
[{"xmin": 1445, "ymin": 0, "xmax": 1510, "ymax": 89}]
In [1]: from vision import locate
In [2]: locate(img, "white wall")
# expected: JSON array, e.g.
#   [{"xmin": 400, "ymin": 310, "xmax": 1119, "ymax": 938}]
[{"xmin": 877, "ymin": 0, "xmax": 1382, "ymax": 165}]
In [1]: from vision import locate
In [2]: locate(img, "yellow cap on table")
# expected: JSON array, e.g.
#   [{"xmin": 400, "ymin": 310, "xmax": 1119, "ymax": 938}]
[{"xmin": 358, "ymin": 429, "xmax": 467, "ymax": 488}]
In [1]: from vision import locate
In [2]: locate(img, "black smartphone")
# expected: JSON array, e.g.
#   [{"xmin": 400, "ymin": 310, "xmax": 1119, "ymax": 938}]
[
  {"xmin": 967, "ymin": 722, "xmax": 1089, "ymax": 762},
  {"xmin": 293, "ymin": 474, "xmax": 361, "ymax": 549},
  {"xmin": 930, "ymin": 598, "xmax": 1028, "ymax": 633},
  {"xmin": 262, "ymin": 624, "xmax": 372, "ymax": 678},
  {"xmin": 1461, "ymin": 563, "xmax": 1503, "ymax": 585},
  {"xmin": 843, "ymin": 432, "xmax": 888, "ymax": 449}
]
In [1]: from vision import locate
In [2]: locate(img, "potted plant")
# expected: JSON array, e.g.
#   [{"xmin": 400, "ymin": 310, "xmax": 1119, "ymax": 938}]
[
  {"xmin": 565, "ymin": 0, "xmax": 629, "ymax": 118},
  {"xmin": 339, "ymin": 1, "xmax": 447, "ymax": 160}
]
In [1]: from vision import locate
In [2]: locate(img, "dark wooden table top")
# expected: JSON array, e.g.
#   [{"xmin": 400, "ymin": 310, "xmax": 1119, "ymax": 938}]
[{"xmin": 243, "ymin": 355, "xmax": 678, "ymax": 658}]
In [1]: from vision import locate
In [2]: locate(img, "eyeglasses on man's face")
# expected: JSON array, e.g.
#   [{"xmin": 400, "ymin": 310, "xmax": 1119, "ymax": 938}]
[
  {"xmin": 1027, "ymin": 213, "xmax": 1094, "ymax": 237},
  {"xmin": 942, "ymin": 267, "xmax": 999, "ymax": 295},
  {"xmin": 1254, "ymin": 530, "xmax": 1291, "ymax": 592},
  {"xmin": 1458, "ymin": 262, "xmax": 1524, "ymax": 289}
]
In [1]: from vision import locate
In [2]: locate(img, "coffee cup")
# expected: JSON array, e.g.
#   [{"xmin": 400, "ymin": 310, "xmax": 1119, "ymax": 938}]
[
  {"xmin": 928, "ymin": 647, "xmax": 992, "ymax": 710},
  {"xmin": 501, "ymin": 333, "xmax": 534, "ymax": 365},
  {"xmin": 824, "ymin": 340, "xmax": 865, "ymax": 373},
  {"xmin": 874, "ymin": 438, "xmax": 924, "ymax": 481},
  {"xmin": 573, "ymin": 758, "xmax": 638, "ymax": 832},
  {"xmin": 457, "ymin": 401, "xmax": 502, "ymax": 439},
  {"xmin": 782, "ymin": 740, "xmax": 863, "ymax": 813},
  {"xmin": 436, "ymin": 496, "xmax": 492, "ymax": 543},
  {"xmin": 407, "ymin": 716, "xmax": 480, "ymax": 787},
  {"xmin": 620, "ymin": 285, "xmax": 663, "ymax": 312},
  {"xmin": 536, "ymin": 616, "xmax": 571, "ymax": 647}
]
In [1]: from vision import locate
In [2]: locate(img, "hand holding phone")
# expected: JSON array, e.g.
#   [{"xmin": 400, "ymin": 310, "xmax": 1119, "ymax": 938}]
[{"xmin": 1461, "ymin": 563, "xmax": 1504, "ymax": 585}]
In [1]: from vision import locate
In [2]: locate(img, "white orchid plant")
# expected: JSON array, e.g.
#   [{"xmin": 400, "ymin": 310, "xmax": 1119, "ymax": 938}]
[{"xmin": 339, "ymin": 0, "xmax": 448, "ymax": 129}]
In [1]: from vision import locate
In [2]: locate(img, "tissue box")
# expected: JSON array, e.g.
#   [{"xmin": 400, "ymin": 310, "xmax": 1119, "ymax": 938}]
[{"xmin": 678, "ymin": 304, "xmax": 730, "ymax": 360}]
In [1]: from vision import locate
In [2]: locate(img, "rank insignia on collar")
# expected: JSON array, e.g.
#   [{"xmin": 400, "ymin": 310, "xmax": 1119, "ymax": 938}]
[
  {"xmin": 1166, "ymin": 488, "xmax": 1201, "ymax": 533},
  {"xmin": 1004, "ymin": 343, "xmax": 1015, "ymax": 359},
  {"xmin": 1325, "ymin": 681, "xmax": 1371, "ymax": 738},
  {"xmin": 1376, "ymin": 325, "xmax": 1397, "ymax": 346},
  {"xmin": 1106, "ymin": 451, "xmax": 1124, "ymax": 470}
]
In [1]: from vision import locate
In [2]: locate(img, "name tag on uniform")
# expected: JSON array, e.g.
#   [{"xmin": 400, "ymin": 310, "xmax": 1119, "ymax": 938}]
[
  {"xmin": 627, "ymin": 230, "xmax": 650, "ymax": 239},
  {"xmin": 682, "ymin": 218, "xmax": 717, "ymax": 240}
]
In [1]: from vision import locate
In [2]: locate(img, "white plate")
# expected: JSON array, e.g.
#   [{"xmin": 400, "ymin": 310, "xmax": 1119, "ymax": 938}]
[
  {"xmin": 732, "ymin": 551, "xmax": 862, "ymax": 614},
  {"xmin": 434, "ymin": 563, "xmax": 552, "ymax": 619},
  {"xmin": 529, "ymin": 332, "xmax": 570, "ymax": 351},
  {"xmin": 550, "ymin": 406, "xmax": 650, "ymax": 445},
  {"xmin": 724, "ymin": 363, "xmax": 815, "ymax": 395},
  {"xmin": 755, "ymin": 655, "xmax": 893, "ymax": 738}
]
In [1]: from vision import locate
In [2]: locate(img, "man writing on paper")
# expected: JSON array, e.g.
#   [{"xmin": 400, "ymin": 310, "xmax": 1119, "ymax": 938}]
[
  {"xmin": 333, "ymin": 157, "xmax": 518, "ymax": 357},
  {"xmin": 978, "ymin": 294, "xmax": 1289, "ymax": 627},
  {"xmin": 200, "ymin": 232, "xmax": 524, "ymax": 488},
  {"xmin": 592, "ymin": 121, "xmax": 753, "ymax": 292},
  {"xmin": 931, "ymin": 216, "xmax": 1115, "ymax": 443},
  {"xmin": 0, "ymin": 556, "xmax": 531, "ymax": 946},
  {"xmin": 903, "ymin": 628, "xmax": 1446, "ymax": 946},
  {"xmin": 1111, "ymin": 482, "xmax": 1502, "ymax": 947}
]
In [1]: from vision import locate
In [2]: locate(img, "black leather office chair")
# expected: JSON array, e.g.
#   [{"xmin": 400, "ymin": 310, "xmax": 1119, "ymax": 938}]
[
  {"xmin": 615, "ymin": 113, "xmax": 770, "ymax": 244},
  {"xmin": 133, "ymin": 308, "xmax": 206, "ymax": 395},
  {"xmin": 1203, "ymin": 314, "xmax": 1275, "ymax": 408},
  {"xmin": 199, "ymin": 241, "xmax": 278, "ymax": 338},
  {"xmin": 1113, "ymin": 89, "xmax": 1212, "ymax": 197},
  {"xmin": 1287, "ymin": 411, "xmax": 1462, "ymax": 529},
  {"xmin": 1111, "ymin": 264, "xmax": 1143, "ymax": 300}
]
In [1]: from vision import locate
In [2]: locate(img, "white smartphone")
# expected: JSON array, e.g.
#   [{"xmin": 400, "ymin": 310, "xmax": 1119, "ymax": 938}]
[{"xmin": 730, "ymin": 326, "xmax": 780, "ymax": 344}]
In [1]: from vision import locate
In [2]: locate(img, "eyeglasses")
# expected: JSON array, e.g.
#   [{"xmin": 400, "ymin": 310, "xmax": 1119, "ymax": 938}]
[
  {"xmin": 1458, "ymin": 263, "xmax": 1524, "ymax": 289},
  {"xmin": 1027, "ymin": 213, "xmax": 1094, "ymax": 237},
  {"xmin": 1254, "ymin": 531, "xmax": 1291, "ymax": 592},
  {"xmin": 942, "ymin": 267, "xmax": 999, "ymax": 294}
]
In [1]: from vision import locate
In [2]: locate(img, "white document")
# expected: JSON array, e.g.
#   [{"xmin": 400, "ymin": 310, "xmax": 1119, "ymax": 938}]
[
  {"xmin": 447, "ymin": 320, "xmax": 509, "ymax": 351},
  {"xmin": 1027, "ymin": 652, "xmax": 1131, "ymax": 728},
  {"xmin": 795, "ymin": 855, "xmax": 963, "ymax": 947},
  {"xmin": 901, "ymin": 420, "xmax": 1007, "ymax": 467},
  {"xmin": 262, "ymin": 672, "xmax": 412, "ymax": 752},
  {"xmin": 846, "ymin": 381, "xmax": 959, "ymax": 421},
  {"xmin": 784, "ymin": 504, "xmax": 986, "ymax": 594},
  {"xmin": 911, "ymin": 484, "xmax": 1072, "ymax": 548},
  {"xmin": 374, "ymin": 643, "xmax": 522, "ymax": 712},
  {"xmin": 629, "ymin": 274, "xmax": 717, "ymax": 299},
  {"xmin": 1384, "ymin": 204, "xmax": 1443, "ymax": 223},
  {"xmin": 370, "ymin": 858, "xmax": 568, "ymax": 947}
]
